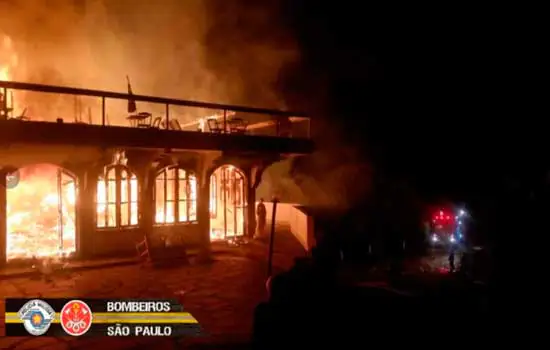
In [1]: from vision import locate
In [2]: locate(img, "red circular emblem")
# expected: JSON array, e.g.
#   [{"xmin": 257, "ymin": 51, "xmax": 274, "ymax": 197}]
[{"xmin": 60, "ymin": 300, "xmax": 93, "ymax": 336}]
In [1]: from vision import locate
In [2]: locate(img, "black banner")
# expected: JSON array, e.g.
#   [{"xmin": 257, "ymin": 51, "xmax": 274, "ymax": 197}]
[
  {"xmin": 5, "ymin": 298, "xmax": 184, "ymax": 313},
  {"xmin": 4, "ymin": 298, "xmax": 202, "ymax": 337},
  {"xmin": 5, "ymin": 323, "xmax": 202, "ymax": 337}
]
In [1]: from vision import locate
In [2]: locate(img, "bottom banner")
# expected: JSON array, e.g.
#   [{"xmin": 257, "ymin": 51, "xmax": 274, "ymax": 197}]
[{"xmin": 5, "ymin": 323, "xmax": 203, "ymax": 337}]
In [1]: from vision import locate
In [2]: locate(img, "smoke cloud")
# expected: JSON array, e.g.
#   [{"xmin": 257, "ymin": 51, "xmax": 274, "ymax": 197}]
[
  {"xmin": 0, "ymin": 0, "xmax": 298, "ymax": 123},
  {"xmin": 200, "ymin": 0, "xmax": 299, "ymax": 108},
  {"xmin": 1, "ymin": 0, "xmax": 371, "ymax": 210}
]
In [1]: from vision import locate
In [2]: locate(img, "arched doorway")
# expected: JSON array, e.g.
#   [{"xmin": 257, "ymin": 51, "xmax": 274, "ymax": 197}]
[
  {"xmin": 6, "ymin": 164, "xmax": 77, "ymax": 260},
  {"xmin": 209, "ymin": 165, "xmax": 246, "ymax": 241}
]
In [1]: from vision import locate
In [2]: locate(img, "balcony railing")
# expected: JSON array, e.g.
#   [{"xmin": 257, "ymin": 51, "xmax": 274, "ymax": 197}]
[{"xmin": 0, "ymin": 80, "xmax": 311, "ymax": 139}]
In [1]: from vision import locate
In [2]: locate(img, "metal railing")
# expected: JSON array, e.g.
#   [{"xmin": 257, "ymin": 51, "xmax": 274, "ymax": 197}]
[{"xmin": 0, "ymin": 80, "xmax": 310, "ymax": 138}]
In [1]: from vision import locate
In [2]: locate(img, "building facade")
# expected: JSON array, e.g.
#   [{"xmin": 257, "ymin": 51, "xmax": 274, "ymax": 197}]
[{"xmin": 0, "ymin": 81, "xmax": 313, "ymax": 265}]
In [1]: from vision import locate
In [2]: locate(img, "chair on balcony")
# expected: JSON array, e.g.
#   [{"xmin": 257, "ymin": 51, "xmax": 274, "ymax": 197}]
[
  {"xmin": 207, "ymin": 118, "xmax": 223, "ymax": 133},
  {"xmin": 228, "ymin": 117, "xmax": 249, "ymax": 134},
  {"xmin": 169, "ymin": 119, "xmax": 182, "ymax": 130},
  {"xmin": 127, "ymin": 112, "xmax": 153, "ymax": 128},
  {"xmin": 151, "ymin": 117, "xmax": 162, "ymax": 128},
  {"xmin": 9, "ymin": 108, "xmax": 29, "ymax": 121}
]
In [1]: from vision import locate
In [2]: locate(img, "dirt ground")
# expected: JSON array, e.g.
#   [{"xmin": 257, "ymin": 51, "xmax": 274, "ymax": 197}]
[{"xmin": 0, "ymin": 230, "xmax": 306, "ymax": 349}]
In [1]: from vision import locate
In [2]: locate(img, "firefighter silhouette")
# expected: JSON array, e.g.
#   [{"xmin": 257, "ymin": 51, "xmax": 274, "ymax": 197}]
[{"xmin": 256, "ymin": 198, "xmax": 267, "ymax": 238}]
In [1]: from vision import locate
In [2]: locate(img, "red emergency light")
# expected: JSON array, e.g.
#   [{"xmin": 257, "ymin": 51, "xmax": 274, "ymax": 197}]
[{"xmin": 432, "ymin": 210, "xmax": 454, "ymax": 223}]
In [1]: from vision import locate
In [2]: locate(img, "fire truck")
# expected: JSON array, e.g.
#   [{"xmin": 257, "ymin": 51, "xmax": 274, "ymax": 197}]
[{"xmin": 428, "ymin": 208, "xmax": 467, "ymax": 247}]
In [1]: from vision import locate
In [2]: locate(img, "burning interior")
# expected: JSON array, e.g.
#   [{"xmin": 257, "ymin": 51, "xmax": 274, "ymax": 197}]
[
  {"xmin": 154, "ymin": 166, "xmax": 197, "ymax": 225},
  {"xmin": 5, "ymin": 162, "xmax": 247, "ymax": 260},
  {"xmin": 7, "ymin": 164, "xmax": 76, "ymax": 260},
  {"xmin": 1, "ymin": 31, "xmax": 304, "ymax": 262},
  {"xmin": 210, "ymin": 165, "xmax": 246, "ymax": 241},
  {"xmin": 96, "ymin": 163, "xmax": 139, "ymax": 228}
]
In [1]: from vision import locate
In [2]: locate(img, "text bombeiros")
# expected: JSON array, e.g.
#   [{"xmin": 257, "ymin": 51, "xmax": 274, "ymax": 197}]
[{"xmin": 106, "ymin": 301, "xmax": 171, "ymax": 312}]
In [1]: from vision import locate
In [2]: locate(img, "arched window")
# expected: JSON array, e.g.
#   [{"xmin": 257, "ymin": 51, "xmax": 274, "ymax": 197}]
[
  {"xmin": 96, "ymin": 165, "xmax": 138, "ymax": 228},
  {"xmin": 155, "ymin": 167, "xmax": 197, "ymax": 224}
]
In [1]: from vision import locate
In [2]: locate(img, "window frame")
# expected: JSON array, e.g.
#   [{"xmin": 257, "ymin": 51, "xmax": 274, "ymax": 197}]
[
  {"xmin": 210, "ymin": 174, "xmax": 217, "ymax": 218},
  {"xmin": 96, "ymin": 165, "xmax": 139, "ymax": 229},
  {"xmin": 154, "ymin": 166, "xmax": 198, "ymax": 225}
]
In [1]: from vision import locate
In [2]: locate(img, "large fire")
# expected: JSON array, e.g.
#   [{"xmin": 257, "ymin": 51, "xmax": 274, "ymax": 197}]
[
  {"xmin": 2, "ymin": 36, "xmax": 79, "ymax": 260},
  {"xmin": 7, "ymin": 164, "xmax": 76, "ymax": 260},
  {"xmin": 5, "ymin": 163, "xmax": 248, "ymax": 259},
  {"xmin": 1, "ymin": 33, "xmax": 248, "ymax": 260},
  {"xmin": 151, "ymin": 165, "xmax": 246, "ymax": 241},
  {"xmin": 1, "ymin": 33, "xmax": 19, "ymax": 115},
  {"xmin": 0, "ymin": 34, "xmax": 16, "ymax": 80}
]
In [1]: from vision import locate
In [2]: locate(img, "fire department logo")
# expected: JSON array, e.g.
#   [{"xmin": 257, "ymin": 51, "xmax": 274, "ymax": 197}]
[
  {"xmin": 60, "ymin": 300, "xmax": 93, "ymax": 336},
  {"xmin": 17, "ymin": 299, "xmax": 55, "ymax": 336}
]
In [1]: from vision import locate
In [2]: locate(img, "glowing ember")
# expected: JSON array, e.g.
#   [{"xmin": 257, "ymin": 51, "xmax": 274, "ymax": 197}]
[{"xmin": 7, "ymin": 164, "xmax": 76, "ymax": 260}]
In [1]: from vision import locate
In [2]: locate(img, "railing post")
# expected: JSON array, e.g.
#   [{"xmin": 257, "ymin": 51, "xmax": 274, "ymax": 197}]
[
  {"xmin": 0, "ymin": 87, "xmax": 7, "ymax": 120},
  {"xmin": 223, "ymin": 109, "xmax": 227, "ymax": 134},
  {"xmin": 165, "ymin": 104, "xmax": 170, "ymax": 130},
  {"xmin": 101, "ymin": 96, "xmax": 106, "ymax": 126},
  {"xmin": 267, "ymin": 197, "xmax": 279, "ymax": 277}
]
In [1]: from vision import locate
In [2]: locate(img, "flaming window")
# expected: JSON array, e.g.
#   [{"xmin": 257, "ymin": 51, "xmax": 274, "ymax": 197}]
[
  {"xmin": 6, "ymin": 165, "xmax": 76, "ymax": 260},
  {"xmin": 209, "ymin": 165, "xmax": 246, "ymax": 241},
  {"xmin": 96, "ymin": 165, "xmax": 138, "ymax": 228},
  {"xmin": 155, "ymin": 167, "xmax": 197, "ymax": 224}
]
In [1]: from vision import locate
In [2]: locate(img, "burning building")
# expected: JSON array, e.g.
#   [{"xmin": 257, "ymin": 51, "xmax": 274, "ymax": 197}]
[{"xmin": 0, "ymin": 79, "xmax": 312, "ymax": 265}]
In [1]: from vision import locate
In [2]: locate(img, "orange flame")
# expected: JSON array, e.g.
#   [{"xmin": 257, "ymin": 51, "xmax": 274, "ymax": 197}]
[
  {"xmin": 1, "ymin": 33, "xmax": 21, "ymax": 117},
  {"xmin": 6, "ymin": 164, "xmax": 76, "ymax": 260}
]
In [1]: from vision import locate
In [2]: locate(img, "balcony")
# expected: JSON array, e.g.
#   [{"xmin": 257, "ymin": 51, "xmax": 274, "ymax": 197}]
[
  {"xmin": 0, "ymin": 80, "xmax": 313, "ymax": 154},
  {"xmin": 0, "ymin": 80, "xmax": 310, "ymax": 138}
]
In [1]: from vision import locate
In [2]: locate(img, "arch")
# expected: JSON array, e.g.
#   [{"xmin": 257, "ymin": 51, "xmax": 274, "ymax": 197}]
[
  {"xmin": 209, "ymin": 164, "xmax": 247, "ymax": 241},
  {"xmin": 154, "ymin": 166, "xmax": 198, "ymax": 224},
  {"xmin": 5, "ymin": 163, "xmax": 77, "ymax": 260},
  {"xmin": 96, "ymin": 164, "xmax": 138, "ymax": 228}
]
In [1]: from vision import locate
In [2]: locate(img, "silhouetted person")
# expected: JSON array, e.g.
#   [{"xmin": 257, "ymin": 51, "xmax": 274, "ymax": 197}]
[
  {"xmin": 252, "ymin": 235, "xmax": 343, "ymax": 348},
  {"xmin": 255, "ymin": 198, "xmax": 266, "ymax": 238},
  {"xmin": 448, "ymin": 246, "xmax": 456, "ymax": 272}
]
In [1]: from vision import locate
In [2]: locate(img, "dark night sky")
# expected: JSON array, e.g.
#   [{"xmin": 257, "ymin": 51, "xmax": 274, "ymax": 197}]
[{"xmin": 277, "ymin": 1, "xmax": 539, "ymax": 205}]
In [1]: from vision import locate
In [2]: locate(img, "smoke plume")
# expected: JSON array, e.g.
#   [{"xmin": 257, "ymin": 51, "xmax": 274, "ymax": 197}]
[
  {"xmin": 211, "ymin": 0, "xmax": 376, "ymax": 211},
  {"xmin": 1, "ymin": 0, "xmax": 372, "ymax": 210},
  {"xmin": 1, "ymin": 0, "xmax": 209, "ymax": 97},
  {"xmin": 0, "ymin": 0, "xmax": 298, "ymax": 123}
]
